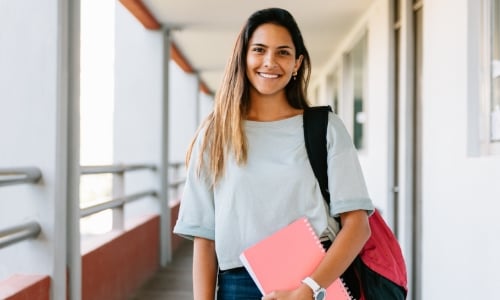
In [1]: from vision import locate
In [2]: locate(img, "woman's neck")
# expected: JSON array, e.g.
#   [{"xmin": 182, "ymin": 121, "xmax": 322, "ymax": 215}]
[{"xmin": 246, "ymin": 93, "xmax": 302, "ymax": 121}]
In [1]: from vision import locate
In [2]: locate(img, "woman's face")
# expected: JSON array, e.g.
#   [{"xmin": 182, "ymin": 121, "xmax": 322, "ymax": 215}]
[{"xmin": 246, "ymin": 23, "xmax": 303, "ymax": 98}]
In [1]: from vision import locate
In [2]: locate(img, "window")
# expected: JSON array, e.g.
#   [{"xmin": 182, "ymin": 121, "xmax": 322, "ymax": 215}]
[
  {"xmin": 480, "ymin": 0, "xmax": 500, "ymax": 154},
  {"xmin": 345, "ymin": 35, "xmax": 368, "ymax": 150},
  {"xmin": 491, "ymin": 0, "xmax": 500, "ymax": 142},
  {"xmin": 326, "ymin": 70, "xmax": 340, "ymax": 113}
]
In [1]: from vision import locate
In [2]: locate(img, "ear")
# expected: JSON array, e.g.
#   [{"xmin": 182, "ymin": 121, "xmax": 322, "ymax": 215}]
[{"xmin": 294, "ymin": 54, "xmax": 304, "ymax": 73}]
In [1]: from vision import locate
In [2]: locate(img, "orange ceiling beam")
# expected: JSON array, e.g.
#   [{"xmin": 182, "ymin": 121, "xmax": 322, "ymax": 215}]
[
  {"xmin": 119, "ymin": 0, "xmax": 213, "ymax": 95},
  {"xmin": 119, "ymin": 0, "xmax": 161, "ymax": 30},
  {"xmin": 171, "ymin": 44, "xmax": 213, "ymax": 95},
  {"xmin": 170, "ymin": 43, "xmax": 194, "ymax": 73},
  {"xmin": 199, "ymin": 82, "xmax": 211, "ymax": 95}
]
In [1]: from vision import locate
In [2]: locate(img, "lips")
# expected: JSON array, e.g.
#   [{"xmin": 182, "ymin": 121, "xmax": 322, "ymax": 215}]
[{"xmin": 258, "ymin": 72, "xmax": 280, "ymax": 79}]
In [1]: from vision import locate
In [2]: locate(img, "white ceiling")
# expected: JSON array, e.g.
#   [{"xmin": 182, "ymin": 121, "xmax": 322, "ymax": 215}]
[{"xmin": 141, "ymin": 0, "xmax": 372, "ymax": 93}]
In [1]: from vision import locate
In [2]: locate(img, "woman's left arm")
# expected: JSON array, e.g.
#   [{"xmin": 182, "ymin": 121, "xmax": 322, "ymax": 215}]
[{"xmin": 262, "ymin": 209, "xmax": 370, "ymax": 300}]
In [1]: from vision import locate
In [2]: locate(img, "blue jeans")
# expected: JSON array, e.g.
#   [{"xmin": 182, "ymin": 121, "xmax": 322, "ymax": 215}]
[{"xmin": 217, "ymin": 267, "xmax": 262, "ymax": 300}]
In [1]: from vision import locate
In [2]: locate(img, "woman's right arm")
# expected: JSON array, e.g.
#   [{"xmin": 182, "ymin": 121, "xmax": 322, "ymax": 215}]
[{"xmin": 193, "ymin": 237, "xmax": 218, "ymax": 300}]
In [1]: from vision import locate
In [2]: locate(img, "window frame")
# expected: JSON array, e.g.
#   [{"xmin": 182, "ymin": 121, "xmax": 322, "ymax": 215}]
[
  {"xmin": 480, "ymin": 0, "xmax": 500, "ymax": 154},
  {"xmin": 343, "ymin": 33, "xmax": 368, "ymax": 151}
]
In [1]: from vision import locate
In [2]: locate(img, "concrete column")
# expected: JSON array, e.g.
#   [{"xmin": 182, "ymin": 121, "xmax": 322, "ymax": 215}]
[{"xmin": 0, "ymin": 0, "xmax": 80, "ymax": 299}]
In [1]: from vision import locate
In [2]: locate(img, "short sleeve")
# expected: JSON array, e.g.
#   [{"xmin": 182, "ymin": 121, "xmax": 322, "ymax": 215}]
[
  {"xmin": 173, "ymin": 132, "xmax": 215, "ymax": 240},
  {"xmin": 326, "ymin": 113, "xmax": 374, "ymax": 217}
]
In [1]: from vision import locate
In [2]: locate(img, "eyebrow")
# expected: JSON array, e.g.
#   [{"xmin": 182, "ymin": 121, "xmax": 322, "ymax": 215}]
[{"xmin": 250, "ymin": 43, "xmax": 293, "ymax": 49}]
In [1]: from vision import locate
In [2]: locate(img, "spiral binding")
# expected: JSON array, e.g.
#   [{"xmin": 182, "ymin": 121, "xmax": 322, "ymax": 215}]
[
  {"xmin": 339, "ymin": 277, "xmax": 356, "ymax": 300},
  {"xmin": 303, "ymin": 218, "xmax": 324, "ymax": 252},
  {"xmin": 303, "ymin": 218, "xmax": 355, "ymax": 300}
]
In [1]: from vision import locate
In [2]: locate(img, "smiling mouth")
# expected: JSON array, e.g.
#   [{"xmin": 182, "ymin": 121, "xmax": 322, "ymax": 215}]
[{"xmin": 258, "ymin": 72, "xmax": 280, "ymax": 79}]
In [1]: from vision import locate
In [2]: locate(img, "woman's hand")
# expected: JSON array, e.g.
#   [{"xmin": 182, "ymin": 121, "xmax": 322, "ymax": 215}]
[
  {"xmin": 261, "ymin": 284, "xmax": 312, "ymax": 300},
  {"xmin": 262, "ymin": 210, "xmax": 370, "ymax": 300}
]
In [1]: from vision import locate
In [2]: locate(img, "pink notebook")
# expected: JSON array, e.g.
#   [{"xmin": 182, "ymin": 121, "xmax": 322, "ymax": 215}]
[{"xmin": 239, "ymin": 217, "xmax": 353, "ymax": 299}]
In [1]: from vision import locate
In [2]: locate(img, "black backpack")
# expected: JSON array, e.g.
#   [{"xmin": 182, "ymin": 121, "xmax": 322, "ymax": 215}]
[{"xmin": 303, "ymin": 106, "xmax": 408, "ymax": 300}]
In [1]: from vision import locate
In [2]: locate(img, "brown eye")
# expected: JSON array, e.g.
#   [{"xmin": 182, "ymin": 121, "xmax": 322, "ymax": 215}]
[{"xmin": 252, "ymin": 47, "xmax": 265, "ymax": 53}]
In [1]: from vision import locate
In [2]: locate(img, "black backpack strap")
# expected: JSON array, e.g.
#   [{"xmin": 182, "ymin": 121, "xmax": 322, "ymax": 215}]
[{"xmin": 303, "ymin": 105, "xmax": 332, "ymax": 206}]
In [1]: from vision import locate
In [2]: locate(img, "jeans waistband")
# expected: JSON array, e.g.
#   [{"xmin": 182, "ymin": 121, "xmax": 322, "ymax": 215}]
[{"xmin": 218, "ymin": 267, "xmax": 246, "ymax": 274}]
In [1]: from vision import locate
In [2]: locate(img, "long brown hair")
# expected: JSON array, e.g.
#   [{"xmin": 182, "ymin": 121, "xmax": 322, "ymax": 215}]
[{"xmin": 186, "ymin": 8, "xmax": 312, "ymax": 185}]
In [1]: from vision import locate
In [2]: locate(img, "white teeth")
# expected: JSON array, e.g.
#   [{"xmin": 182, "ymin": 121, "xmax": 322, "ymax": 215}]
[{"xmin": 259, "ymin": 73, "xmax": 279, "ymax": 79}]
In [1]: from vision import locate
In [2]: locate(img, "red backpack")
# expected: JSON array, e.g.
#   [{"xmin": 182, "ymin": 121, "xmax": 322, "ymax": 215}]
[{"xmin": 303, "ymin": 106, "xmax": 408, "ymax": 299}]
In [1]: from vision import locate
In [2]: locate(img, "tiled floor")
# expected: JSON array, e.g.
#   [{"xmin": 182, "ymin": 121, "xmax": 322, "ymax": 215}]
[{"xmin": 130, "ymin": 240, "xmax": 194, "ymax": 300}]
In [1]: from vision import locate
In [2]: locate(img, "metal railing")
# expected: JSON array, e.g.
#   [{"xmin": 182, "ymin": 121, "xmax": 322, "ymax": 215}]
[
  {"xmin": 0, "ymin": 167, "xmax": 42, "ymax": 187},
  {"xmin": 80, "ymin": 163, "xmax": 158, "ymax": 230},
  {"xmin": 80, "ymin": 164, "xmax": 157, "ymax": 175},
  {"xmin": 0, "ymin": 162, "xmax": 185, "ymax": 251},
  {"xmin": 79, "ymin": 162, "xmax": 186, "ymax": 229},
  {"xmin": 168, "ymin": 162, "xmax": 185, "ymax": 200},
  {"xmin": 0, "ymin": 167, "xmax": 42, "ymax": 249},
  {"xmin": 80, "ymin": 190, "xmax": 157, "ymax": 218},
  {"xmin": 0, "ymin": 222, "xmax": 41, "ymax": 250}
]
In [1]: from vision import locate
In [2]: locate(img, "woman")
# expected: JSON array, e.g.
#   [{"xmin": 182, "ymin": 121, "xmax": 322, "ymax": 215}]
[{"xmin": 173, "ymin": 7, "xmax": 374, "ymax": 300}]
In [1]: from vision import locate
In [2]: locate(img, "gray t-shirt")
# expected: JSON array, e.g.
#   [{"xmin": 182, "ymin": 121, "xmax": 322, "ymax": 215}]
[{"xmin": 173, "ymin": 113, "xmax": 374, "ymax": 270}]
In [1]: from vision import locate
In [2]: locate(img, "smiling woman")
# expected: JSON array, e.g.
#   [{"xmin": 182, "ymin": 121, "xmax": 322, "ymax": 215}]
[
  {"xmin": 245, "ymin": 23, "xmax": 304, "ymax": 110},
  {"xmin": 173, "ymin": 7, "xmax": 374, "ymax": 300}
]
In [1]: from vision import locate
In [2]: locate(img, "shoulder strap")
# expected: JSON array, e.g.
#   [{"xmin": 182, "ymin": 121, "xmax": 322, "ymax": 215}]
[
  {"xmin": 305, "ymin": 107, "xmax": 409, "ymax": 295},
  {"xmin": 303, "ymin": 105, "xmax": 332, "ymax": 206}
]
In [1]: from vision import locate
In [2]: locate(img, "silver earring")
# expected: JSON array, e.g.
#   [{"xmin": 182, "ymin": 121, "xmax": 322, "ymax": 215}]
[{"xmin": 293, "ymin": 71, "xmax": 297, "ymax": 81}]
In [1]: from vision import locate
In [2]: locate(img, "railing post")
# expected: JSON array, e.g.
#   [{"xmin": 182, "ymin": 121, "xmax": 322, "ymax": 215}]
[
  {"xmin": 112, "ymin": 171, "xmax": 125, "ymax": 230},
  {"xmin": 171, "ymin": 163, "xmax": 179, "ymax": 200},
  {"xmin": 160, "ymin": 28, "xmax": 172, "ymax": 266},
  {"xmin": 63, "ymin": 0, "xmax": 82, "ymax": 298}
]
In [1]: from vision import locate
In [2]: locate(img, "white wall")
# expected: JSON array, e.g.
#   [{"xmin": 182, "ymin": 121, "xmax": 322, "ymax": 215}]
[
  {"xmin": 358, "ymin": 0, "xmax": 392, "ymax": 215},
  {"xmin": 167, "ymin": 63, "xmax": 202, "ymax": 201},
  {"xmin": 0, "ymin": 0, "xmax": 72, "ymax": 298},
  {"xmin": 310, "ymin": 1, "xmax": 393, "ymax": 215},
  {"xmin": 312, "ymin": 0, "xmax": 500, "ymax": 298},
  {"xmin": 0, "ymin": 0, "xmax": 52, "ymax": 274},
  {"xmin": 199, "ymin": 92, "xmax": 214, "ymax": 124},
  {"xmin": 114, "ymin": 3, "xmax": 165, "ymax": 219},
  {"xmin": 421, "ymin": 0, "xmax": 500, "ymax": 298},
  {"xmin": 113, "ymin": 4, "xmax": 205, "ymax": 218},
  {"xmin": 169, "ymin": 63, "xmax": 199, "ymax": 165}
]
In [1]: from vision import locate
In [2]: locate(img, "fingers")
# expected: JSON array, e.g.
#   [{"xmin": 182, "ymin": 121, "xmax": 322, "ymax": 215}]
[{"xmin": 262, "ymin": 291, "xmax": 277, "ymax": 300}]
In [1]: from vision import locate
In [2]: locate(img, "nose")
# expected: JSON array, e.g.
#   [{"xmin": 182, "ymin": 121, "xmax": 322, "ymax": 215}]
[{"xmin": 263, "ymin": 52, "xmax": 277, "ymax": 68}]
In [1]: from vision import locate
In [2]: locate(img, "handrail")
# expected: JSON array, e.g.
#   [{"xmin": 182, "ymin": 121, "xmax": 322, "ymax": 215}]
[
  {"xmin": 0, "ymin": 221, "xmax": 41, "ymax": 249},
  {"xmin": 0, "ymin": 167, "xmax": 42, "ymax": 187},
  {"xmin": 80, "ymin": 190, "xmax": 157, "ymax": 218},
  {"xmin": 78, "ymin": 162, "xmax": 186, "ymax": 220},
  {"xmin": 80, "ymin": 164, "xmax": 157, "ymax": 175},
  {"xmin": 168, "ymin": 178, "xmax": 186, "ymax": 189},
  {"xmin": 168, "ymin": 162, "xmax": 185, "ymax": 200},
  {"xmin": 168, "ymin": 161, "xmax": 184, "ymax": 169}
]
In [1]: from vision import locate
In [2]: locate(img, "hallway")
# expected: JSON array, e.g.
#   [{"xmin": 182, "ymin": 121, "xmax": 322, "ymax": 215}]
[
  {"xmin": 3, "ymin": 1, "xmax": 500, "ymax": 299},
  {"xmin": 130, "ymin": 240, "xmax": 194, "ymax": 300}
]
